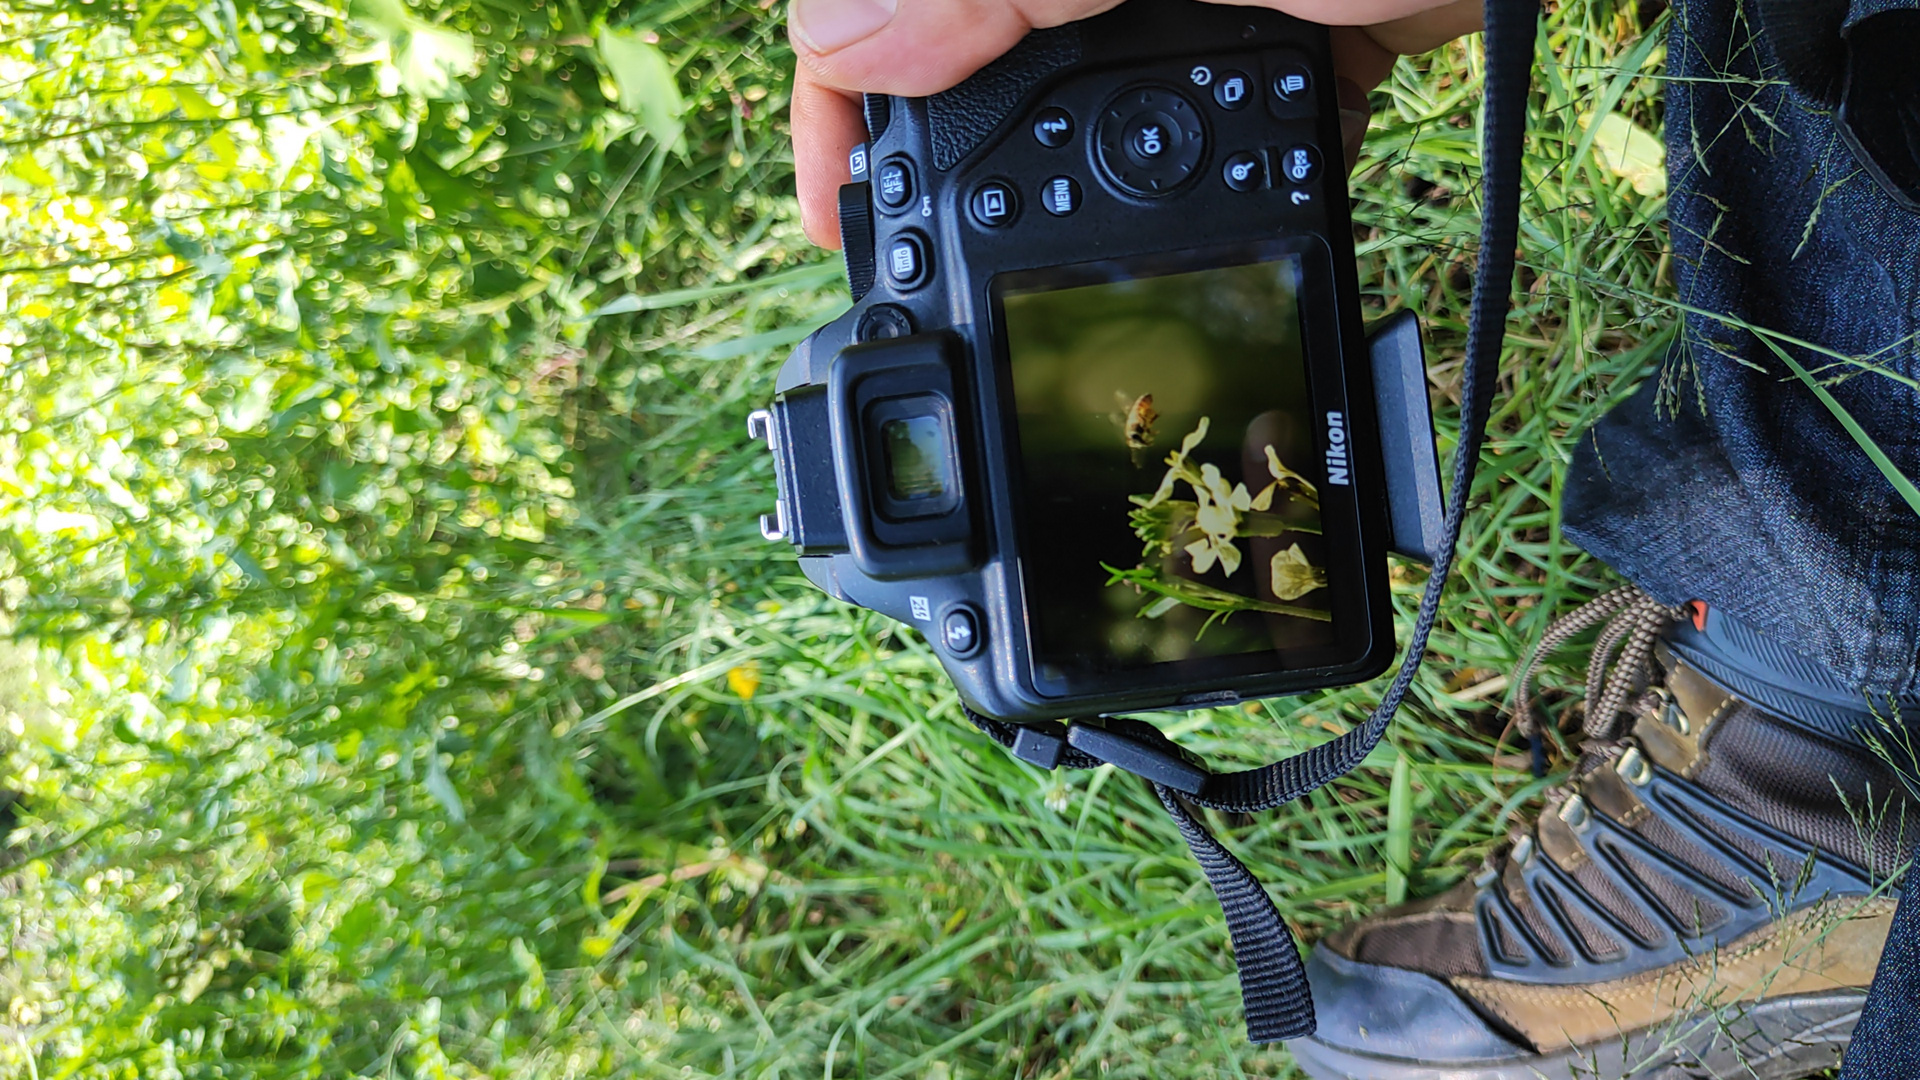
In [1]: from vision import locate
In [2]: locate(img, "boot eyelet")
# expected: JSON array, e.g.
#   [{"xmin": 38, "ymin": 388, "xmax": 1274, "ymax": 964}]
[
  {"xmin": 1557, "ymin": 795, "xmax": 1591, "ymax": 831},
  {"xmin": 1617, "ymin": 747, "xmax": 1653, "ymax": 787},
  {"xmin": 1474, "ymin": 867, "xmax": 1499, "ymax": 889},
  {"xmin": 1664, "ymin": 701, "xmax": 1691, "ymax": 736},
  {"xmin": 1511, "ymin": 835, "xmax": 1536, "ymax": 867}
]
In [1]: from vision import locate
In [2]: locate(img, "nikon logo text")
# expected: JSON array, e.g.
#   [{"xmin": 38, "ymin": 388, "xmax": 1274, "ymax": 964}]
[{"xmin": 1325, "ymin": 412, "xmax": 1350, "ymax": 486}]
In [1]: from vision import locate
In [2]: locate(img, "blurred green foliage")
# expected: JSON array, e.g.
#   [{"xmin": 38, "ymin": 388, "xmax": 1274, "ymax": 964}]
[
  {"xmin": 0, "ymin": 0, "xmax": 836, "ymax": 1073},
  {"xmin": 0, "ymin": 0, "xmax": 1680, "ymax": 1076}
]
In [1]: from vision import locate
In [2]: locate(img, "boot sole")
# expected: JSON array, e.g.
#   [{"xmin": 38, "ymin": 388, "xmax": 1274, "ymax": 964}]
[{"xmin": 1287, "ymin": 989, "xmax": 1862, "ymax": 1080}]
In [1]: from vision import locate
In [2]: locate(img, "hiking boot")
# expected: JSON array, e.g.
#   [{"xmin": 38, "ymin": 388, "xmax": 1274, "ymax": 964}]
[{"xmin": 1287, "ymin": 587, "xmax": 1918, "ymax": 1080}]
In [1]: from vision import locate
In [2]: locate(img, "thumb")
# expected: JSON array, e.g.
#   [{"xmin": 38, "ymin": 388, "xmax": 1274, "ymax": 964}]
[{"xmin": 790, "ymin": 0, "xmax": 1124, "ymax": 96}]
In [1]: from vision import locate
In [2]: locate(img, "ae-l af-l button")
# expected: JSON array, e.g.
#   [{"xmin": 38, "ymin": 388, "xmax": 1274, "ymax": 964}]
[{"xmin": 876, "ymin": 158, "xmax": 914, "ymax": 211}]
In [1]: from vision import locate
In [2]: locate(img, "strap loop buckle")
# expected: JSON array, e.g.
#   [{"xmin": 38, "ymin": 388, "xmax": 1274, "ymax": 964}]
[
  {"xmin": 1066, "ymin": 722, "xmax": 1208, "ymax": 795},
  {"xmin": 1009, "ymin": 721, "xmax": 1069, "ymax": 769}
]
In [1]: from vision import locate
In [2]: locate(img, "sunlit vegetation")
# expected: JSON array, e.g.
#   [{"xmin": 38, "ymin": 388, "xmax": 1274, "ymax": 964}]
[{"xmin": 0, "ymin": 0, "xmax": 1679, "ymax": 1076}]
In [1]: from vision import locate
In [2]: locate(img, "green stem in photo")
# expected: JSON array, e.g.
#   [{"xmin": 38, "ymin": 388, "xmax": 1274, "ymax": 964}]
[{"xmin": 1103, "ymin": 564, "xmax": 1333, "ymax": 623}]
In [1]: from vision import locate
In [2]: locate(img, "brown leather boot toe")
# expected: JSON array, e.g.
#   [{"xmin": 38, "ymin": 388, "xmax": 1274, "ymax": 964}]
[{"xmin": 1289, "ymin": 589, "xmax": 1913, "ymax": 1080}]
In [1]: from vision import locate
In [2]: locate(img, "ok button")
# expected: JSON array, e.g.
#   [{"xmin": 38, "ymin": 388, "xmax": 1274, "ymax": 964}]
[{"xmin": 1124, "ymin": 112, "xmax": 1182, "ymax": 166}]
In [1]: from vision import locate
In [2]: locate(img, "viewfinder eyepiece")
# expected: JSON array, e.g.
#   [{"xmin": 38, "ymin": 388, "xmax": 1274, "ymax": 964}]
[{"xmin": 882, "ymin": 415, "xmax": 952, "ymax": 502}]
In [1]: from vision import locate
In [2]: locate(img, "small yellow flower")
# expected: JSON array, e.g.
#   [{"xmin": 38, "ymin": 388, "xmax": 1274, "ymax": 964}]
[{"xmin": 726, "ymin": 663, "xmax": 761, "ymax": 700}]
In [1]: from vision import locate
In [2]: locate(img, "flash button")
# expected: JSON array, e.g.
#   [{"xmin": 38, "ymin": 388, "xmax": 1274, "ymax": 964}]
[{"xmin": 942, "ymin": 606, "xmax": 983, "ymax": 658}]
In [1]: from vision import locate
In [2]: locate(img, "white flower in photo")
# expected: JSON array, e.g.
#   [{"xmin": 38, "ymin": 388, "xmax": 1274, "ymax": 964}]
[{"xmin": 1269, "ymin": 543, "xmax": 1328, "ymax": 601}]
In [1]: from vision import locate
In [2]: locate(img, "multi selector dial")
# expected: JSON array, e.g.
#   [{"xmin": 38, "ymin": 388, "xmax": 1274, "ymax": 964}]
[{"xmin": 1094, "ymin": 86, "xmax": 1207, "ymax": 197}]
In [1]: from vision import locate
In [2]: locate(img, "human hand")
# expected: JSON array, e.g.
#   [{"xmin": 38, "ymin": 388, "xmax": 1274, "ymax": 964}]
[{"xmin": 789, "ymin": 0, "xmax": 1484, "ymax": 248}]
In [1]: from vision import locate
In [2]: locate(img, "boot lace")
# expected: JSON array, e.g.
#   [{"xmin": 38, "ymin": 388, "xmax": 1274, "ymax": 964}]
[{"xmin": 1510, "ymin": 584, "xmax": 1690, "ymax": 744}]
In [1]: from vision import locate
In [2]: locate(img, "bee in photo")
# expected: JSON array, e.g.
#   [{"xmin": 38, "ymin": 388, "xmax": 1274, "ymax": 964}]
[{"xmin": 1121, "ymin": 392, "xmax": 1158, "ymax": 459}]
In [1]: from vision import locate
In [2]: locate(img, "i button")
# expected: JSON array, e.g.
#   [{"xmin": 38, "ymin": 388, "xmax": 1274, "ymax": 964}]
[{"xmin": 1033, "ymin": 107, "xmax": 1074, "ymax": 148}]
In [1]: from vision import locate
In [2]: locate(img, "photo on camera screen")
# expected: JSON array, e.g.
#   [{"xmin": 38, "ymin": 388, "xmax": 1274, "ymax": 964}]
[{"xmin": 996, "ymin": 251, "xmax": 1336, "ymax": 683}]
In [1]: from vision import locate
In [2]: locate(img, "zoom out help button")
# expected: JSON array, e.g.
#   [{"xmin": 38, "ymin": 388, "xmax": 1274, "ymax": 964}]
[{"xmin": 1280, "ymin": 144, "xmax": 1322, "ymax": 185}]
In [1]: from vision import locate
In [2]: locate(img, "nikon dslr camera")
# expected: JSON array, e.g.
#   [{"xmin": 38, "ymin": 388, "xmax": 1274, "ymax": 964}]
[{"xmin": 751, "ymin": 0, "xmax": 1443, "ymax": 723}]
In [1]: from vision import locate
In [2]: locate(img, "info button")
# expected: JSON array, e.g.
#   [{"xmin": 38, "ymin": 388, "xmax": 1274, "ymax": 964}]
[{"xmin": 886, "ymin": 233, "xmax": 929, "ymax": 288}]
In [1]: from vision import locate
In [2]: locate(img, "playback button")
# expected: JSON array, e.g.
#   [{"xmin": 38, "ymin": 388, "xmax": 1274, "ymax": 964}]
[{"xmin": 969, "ymin": 181, "xmax": 1018, "ymax": 227}]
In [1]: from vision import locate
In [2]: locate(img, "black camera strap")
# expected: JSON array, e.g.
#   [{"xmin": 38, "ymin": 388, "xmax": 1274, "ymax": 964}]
[{"xmin": 964, "ymin": 0, "xmax": 1540, "ymax": 1043}]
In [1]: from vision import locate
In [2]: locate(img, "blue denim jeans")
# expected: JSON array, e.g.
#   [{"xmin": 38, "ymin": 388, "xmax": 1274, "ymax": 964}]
[
  {"xmin": 1556, "ymin": 1, "xmax": 1920, "ymax": 1072},
  {"xmin": 1562, "ymin": 0, "xmax": 1920, "ymax": 699}
]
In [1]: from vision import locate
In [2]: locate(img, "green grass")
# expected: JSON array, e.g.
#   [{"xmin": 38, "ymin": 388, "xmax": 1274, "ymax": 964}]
[{"xmin": 0, "ymin": 0, "xmax": 1687, "ymax": 1076}]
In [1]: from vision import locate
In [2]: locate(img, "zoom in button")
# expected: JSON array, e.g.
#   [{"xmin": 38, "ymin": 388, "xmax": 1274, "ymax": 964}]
[{"xmin": 1222, "ymin": 152, "xmax": 1264, "ymax": 191}]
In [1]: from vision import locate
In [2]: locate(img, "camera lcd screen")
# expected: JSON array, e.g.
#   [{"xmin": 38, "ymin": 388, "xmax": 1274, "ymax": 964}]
[{"xmin": 996, "ymin": 250, "xmax": 1340, "ymax": 688}]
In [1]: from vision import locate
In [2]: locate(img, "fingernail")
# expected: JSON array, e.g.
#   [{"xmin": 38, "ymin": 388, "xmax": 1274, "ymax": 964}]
[{"xmin": 791, "ymin": 0, "xmax": 898, "ymax": 55}]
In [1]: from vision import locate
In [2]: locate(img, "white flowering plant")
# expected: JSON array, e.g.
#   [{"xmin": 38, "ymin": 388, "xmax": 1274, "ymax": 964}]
[{"xmin": 1103, "ymin": 417, "xmax": 1331, "ymax": 632}]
